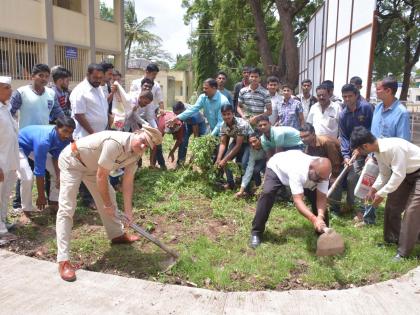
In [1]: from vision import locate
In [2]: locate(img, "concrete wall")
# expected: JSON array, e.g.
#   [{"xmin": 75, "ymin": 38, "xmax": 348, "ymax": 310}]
[
  {"xmin": 53, "ymin": 6, "xmax": 89, "ymax": 46},
  {"xmin": 95, "ymin": 20, "xmax": 120, "ymax": 53},
  {"xmin": 0, "ymin": 0, "xmax": 46, "ymax": 39}
]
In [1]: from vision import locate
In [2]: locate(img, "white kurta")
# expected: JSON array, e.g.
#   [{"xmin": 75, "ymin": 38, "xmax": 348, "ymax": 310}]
[{"xmin": 0, "ymin": 101, "xmax": 19, "ymax": 234}]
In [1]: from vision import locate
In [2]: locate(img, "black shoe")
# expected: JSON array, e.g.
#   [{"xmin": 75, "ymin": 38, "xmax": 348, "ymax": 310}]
[
  {"xmin": 249, "ymin": 235, "xmax": 261, "ymax": 249},
  {"xmin": 392, "ymin": 253, "xmax": 405, "ymax": 262}
]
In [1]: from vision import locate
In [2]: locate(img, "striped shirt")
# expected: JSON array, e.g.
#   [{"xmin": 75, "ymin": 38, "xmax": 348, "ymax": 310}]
[
  {"xmin": 238, "ymin": 84, "xmax": 271, "ymax": 116},
  {"xmin": 277, "ymin": 98, "xmax": 303, "ymax": 130}
]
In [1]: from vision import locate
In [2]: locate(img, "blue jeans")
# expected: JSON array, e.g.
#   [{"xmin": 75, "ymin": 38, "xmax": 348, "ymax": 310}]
[
  {"xmin": 245, "ymin": 159, "xmax": 266, "ymax": 193},
  {"xmin": 225, "ymin": 142, "xmax": 250, "ymax": 187},
  {"xmin": 178, "ymin": 122, "xmax": 207, "ymax": 164}
]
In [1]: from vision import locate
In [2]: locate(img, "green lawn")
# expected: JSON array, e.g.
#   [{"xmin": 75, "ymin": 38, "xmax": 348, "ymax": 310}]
[{"xmin": 8, "ymin": 136, "xmax": 420, "ymax": 291}]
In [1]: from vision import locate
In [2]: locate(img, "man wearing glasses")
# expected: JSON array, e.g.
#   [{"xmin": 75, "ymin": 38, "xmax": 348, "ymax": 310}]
[{"xmin": 249, "ymin": 150, "xmax": 332, "ymax": 248}]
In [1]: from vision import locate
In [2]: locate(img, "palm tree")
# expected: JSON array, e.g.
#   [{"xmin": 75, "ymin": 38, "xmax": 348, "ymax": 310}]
[{"xmin": 124, "ymin": 0, "xmax": 161, "ymax": 69}]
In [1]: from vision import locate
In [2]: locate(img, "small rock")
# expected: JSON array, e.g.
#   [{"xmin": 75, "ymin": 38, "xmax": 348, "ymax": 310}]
[
  {"xmin": 204, "ymin": 278, "xmax": 212, "ymax": 286},
  {"xmin": 185, "ymin": 281, "xmax": 197, "ymax": 287}
]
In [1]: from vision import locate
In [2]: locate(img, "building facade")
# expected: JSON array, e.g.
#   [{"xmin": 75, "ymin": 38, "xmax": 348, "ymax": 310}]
[{"xmin": 0, "ymin": 0, "xmax": 124, "ymax": 89}]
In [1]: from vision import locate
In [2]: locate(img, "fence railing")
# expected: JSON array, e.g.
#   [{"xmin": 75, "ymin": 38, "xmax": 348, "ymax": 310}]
[
  {"xmin": 55, "ymin": 45, "xmax": 90, "ymax": 82},
  {"xmin": 0, "ymin": 36, "xmax": 45, "ymax": 80}
]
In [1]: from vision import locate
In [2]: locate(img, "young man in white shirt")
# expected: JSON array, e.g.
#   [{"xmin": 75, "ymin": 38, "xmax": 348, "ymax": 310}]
[
  {"xmin": 0, "ymin": 76, "xmax": 19, "ymax": 242},
  {"xmin": 129, "ymin": 63, "xmax": 164, "ymax": 114},
  {"xmin": 350, "ymin": 126, "xmax": 420, "ymax": 260},
  {"xmin": 266, "ymin": 76, "xmax": 283, "ymax": 125},
  {"xmin": 296, "ymin": 79, "xmax": 317, "ymax": 120},
  {"xmin": 307, "ymin": 84, "xmax": 341, "ymax": 138}
]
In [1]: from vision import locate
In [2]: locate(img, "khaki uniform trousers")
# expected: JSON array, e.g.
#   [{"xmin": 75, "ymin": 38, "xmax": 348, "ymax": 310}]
[
  {"xmin": 56, "ymin": 149, "xmax": 124, "ymax": 262},
  {"xmin": 384, "ymin": 169, "xmax": 420, "ymax": 256}
]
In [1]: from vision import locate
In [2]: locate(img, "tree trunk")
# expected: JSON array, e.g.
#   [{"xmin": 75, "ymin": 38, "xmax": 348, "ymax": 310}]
[
  {"xmin": 275, "ymin": 0, "xmax": 301, "ymax": 89},
  {"xmin": 247, "ymin": 0, "xmax": 275, "ymax": 75}
]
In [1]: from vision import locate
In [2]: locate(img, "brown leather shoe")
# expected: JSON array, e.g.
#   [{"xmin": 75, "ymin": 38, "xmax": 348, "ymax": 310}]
[
  {"xmin": 111, "ymin": 233, "xmax": 140, "ymax": 244},
  {"xmin": 58, "ymin": 261, "xmax": 76, "ymax": 282}
]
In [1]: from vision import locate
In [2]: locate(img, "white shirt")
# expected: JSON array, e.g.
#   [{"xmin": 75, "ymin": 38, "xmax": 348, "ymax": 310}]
[
  {"xmin": 307, "ymin": 101, "xmax": 341, "ymax": 138},
  {"xmin": 130, "ymin": 76, "xmax": 163, "ymax": 111},
  {"xmin": 70, "ymin": 78, "xmax": 109, "ymax": 139},
  {"xmin": 129, "ymin": 94, "xmax": 157, "ymax": 128},
  {"xmin": 372, "ymin": 138, "xmax": 420, "ymax": 197},
  {"xmin": 297, "ymin": 93, "xmax": 312, "ymax": 120},
  {"xmin": 0, "ymin": 102, "xmax": 19, "ymax": 172},
  {"xmin": 269, "ymin": 92, "xmax": 283, "ymax": 125},
  {"xmin": 267, "ymin": 150, "xmax": 329, "ymax": 195}
]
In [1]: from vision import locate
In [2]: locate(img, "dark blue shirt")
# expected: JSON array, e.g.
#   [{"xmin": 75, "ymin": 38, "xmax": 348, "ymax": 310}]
[
  {"xmin": 339, "ymin": 99, "xmax": 373, "ymax": 159},
  {"xmin": 18, "ymin": 125, "xmax": 70, "ymax": 176}
]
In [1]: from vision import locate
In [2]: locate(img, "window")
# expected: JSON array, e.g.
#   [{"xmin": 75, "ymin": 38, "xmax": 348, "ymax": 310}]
[
  {"xmin": 55, "ymin": 45, "xmax": 89, "ymax": 82},
  {"xmin": 99, "ymin": 0, "xmax": 114, "ymax": 22},
  {"xmin": 0, "ymin": 37, "xmax": 45, "ymax": 80},
  {"xmin": 53, "ymin": 0, "xmax": 82, "ymax": 13},
  {"xmin": 416, "ymin": 95, "xmax": 420, "ymax": 102}
]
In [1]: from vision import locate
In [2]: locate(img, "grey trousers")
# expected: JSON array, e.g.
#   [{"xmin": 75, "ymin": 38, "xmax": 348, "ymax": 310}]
[{"xmin": 384, "ymin": 169, "xmax": 420, "ymax": 256}]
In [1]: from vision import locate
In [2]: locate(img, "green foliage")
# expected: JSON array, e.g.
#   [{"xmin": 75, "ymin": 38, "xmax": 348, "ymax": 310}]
[
  {"xmin": 172, "ymin": 54, "xmax": 192, "ymax": 71},
  {"xmin": 189, "ymin": 134, "xmax": 219, "ymax": 181},
  {"xmin": 99, "ymin": 1, "xmax": 114, "ymax": 22}
]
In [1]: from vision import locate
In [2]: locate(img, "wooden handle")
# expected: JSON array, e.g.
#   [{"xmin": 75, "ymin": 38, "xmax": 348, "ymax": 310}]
[{"xmin": 327, "ymin": 154, "xmax": 358, "ymax": 199}]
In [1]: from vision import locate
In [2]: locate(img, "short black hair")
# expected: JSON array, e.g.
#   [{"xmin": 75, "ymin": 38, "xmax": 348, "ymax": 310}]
[
  {"xmin": 350, "ymin": 76, "xmax": 362, "ymax": 86},
  {"xmin": 350, "ymin": 126, "xmax": 377, "ymax": 150},
  {"xmin": 242, "ymin": 66, "xmax": 251, "ymax": 72},
  {"xmin": 217, "ymin": 71, "xmax": 228, "ymax": 78},
  {"xmin": 141, "ymin": 77, "xmax": 154, "ymax": 86},
  {"xmin": 249, "ymin": 132, "xmax": 260, "ymax": 139},
  {"xmin": 173, "ymin": 101, "xmax": 185, "ymax": 112},
  {"xmin": 267, "ymin": 76, "xmax": 280, "ymax": 83},
  {"xmin": 256, "ymin": 115, "xmax": 270, "ymax": 124},
  {"xmin": 249, "ymin": 67, "xmax": 261, "ymax": 76},
  {"xmin": 341, "ymin": 83, "xmax": 358, "ymax": 95},
  {"xmin": 282, "ymin": 83, "xmax": 292, "ymax": 90},
  {"xmin": 87, "ymin": 63, "xmax": 104, "ymax": 74},
  {"xmin": 32, "ymin": 64, "xmax": 50, "ymax": 75},
  {"xmin": 220, "ymin": 104, "xmax": 234, "ymax": 113},
  {"xmin": 299, "ymin": 122, "xmax": 315, "ymax": 134},
  {"xmin": 301, "ymin": 79, "xmax": 312, "ymax": 85},
  {"xmin": 100, "ymin": 61, "xmax": 114, "ymax": 73},
  {"xmin": 113, "ymin": 70, "xmax": 122, "ymax": 77},
  {"xmin": 146, "ymin": 63, "xmax": 159, "ymax": 73},
  {"xmin": 51, "ymin": 66, "xmax": 71, "ymax": 82},
  {"xmin": 316, "ymin": 84, "xmax": 329, "ymax": 92},
  {"xmin": 321, "ymin": 80, "xmax": 334, "ymax": 91},
  {"xmin": 56, "ymin": 116, "xmax": 76, "ymax": 129},
  {"xmin": 380, "ymin": 76, "xmax": 398, "ymax": 95},
  {"xmin": 204, "ymin": 78, "xmax": 218, "ymax": 89}
]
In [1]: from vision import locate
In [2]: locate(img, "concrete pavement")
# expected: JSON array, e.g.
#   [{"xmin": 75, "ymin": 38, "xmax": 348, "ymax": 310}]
[{"xmin": 1, "ymin": 249, "xmax": 420, "ymax": 314}]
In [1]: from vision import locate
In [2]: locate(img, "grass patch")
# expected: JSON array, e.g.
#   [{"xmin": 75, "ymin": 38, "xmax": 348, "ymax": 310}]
[{"xmin": 5, "ymin": 136, "xmax": 420, "ymax": 291}]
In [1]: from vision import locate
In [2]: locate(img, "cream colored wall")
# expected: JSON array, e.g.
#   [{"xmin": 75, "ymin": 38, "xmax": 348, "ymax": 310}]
[
  {"xmin": 0, "ymin": 0, "xmax": 46, "ymax": 39},
  {"xmin": 95, "ymin": 20, "xmax": 120, "ymax": 52},
  {"xmin": 53, "ymin": 6, "xmax": 89, "ymax": 46}
]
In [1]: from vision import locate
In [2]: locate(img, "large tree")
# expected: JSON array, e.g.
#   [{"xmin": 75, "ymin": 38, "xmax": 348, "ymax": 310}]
[
  {"xmin": 375, "ymin": 0, "xmax": 420, "ymax": 100},
  {"xmin": 124, "ymin": 0, "xmax": 161, "ymax": 68}
]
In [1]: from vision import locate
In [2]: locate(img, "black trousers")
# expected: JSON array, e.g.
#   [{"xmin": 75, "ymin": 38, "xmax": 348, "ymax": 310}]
[{"xmin": 251, "ymin": 168, "xmax": 327, "ymax": 236}]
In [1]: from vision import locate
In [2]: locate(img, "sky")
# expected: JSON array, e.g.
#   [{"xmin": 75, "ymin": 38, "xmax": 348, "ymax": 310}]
[{"xmin": 103, "ymin": 0, "xmax": 191, "ymax": 61}]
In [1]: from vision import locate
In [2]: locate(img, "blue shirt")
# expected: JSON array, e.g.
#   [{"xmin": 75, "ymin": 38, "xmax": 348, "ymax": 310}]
[
  {"xmin": 371, "ymin": 99, "xmax": 410, "ymax": 141},
  {"xmin": 339, "ymin": 99, "xmax": 373, "ymax": 159},
  {"xmin": 241, "ymin": 148, "xmax": 266, "ymax": 188},
  {"xmin": 177, "ymin": 91, "xmax": 229, "ymax": 136},
  {"xmin": 18, "ymin": 125, "xmax": 70, "ymax": 176},
  {"xmin": 277, "ymin": 98, "xmax": 303, "ymax": 130},
  {"xmin": 261, "ymin": 126, "xmax": 303, "ymax": 152},
  {"xmin": 219, "ymin": 88, "xmax": 233, "ymax": 105}
]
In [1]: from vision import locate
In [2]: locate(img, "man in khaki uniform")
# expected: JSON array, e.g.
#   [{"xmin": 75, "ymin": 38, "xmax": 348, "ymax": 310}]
[{"xmin": 56, "ymin": 126, "xmax": 162, "ymax": 282}]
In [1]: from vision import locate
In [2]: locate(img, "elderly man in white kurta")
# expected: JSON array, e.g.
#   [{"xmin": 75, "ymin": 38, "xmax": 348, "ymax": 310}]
[
  {"xmin": 56, "ymin": 126, "xmax": 162, "ymax": 282},
  {"xmin": 0, "ymin": 76, "xmax": 19, "ymax": 241}
]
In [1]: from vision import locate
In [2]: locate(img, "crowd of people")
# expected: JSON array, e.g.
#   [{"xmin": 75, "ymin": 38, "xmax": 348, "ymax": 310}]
[{"xmin": 0, "ymin": 61, "xmax": 419, "ymax": 283}]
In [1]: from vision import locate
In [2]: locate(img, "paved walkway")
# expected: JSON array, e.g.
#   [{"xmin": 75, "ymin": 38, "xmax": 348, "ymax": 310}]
[{"xmin": 1, "ymin": 249, "xmax": 420, "ymax": 314}]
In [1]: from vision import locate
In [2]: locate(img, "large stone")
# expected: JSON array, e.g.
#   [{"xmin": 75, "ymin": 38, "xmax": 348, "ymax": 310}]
[{"xmin": 316, "ymin": 228, "xmax": 345, "ymax": 256}]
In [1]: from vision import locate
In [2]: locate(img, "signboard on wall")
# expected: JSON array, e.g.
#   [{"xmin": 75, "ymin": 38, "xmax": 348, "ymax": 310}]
[
  {"xmin": 298, "ymin": 0, "xmax": 377, "ymax": 99},
  {"xmin": 65, "ymin": 46, "xmax": 78, "ymax": 59}
]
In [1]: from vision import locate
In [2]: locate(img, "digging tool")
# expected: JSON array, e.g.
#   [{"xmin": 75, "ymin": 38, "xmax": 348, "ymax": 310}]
[
  {"xmin": 327, "ymin": 154, "xmax": 357, "ymax": 200},
  {"xmin": 316, "ymin": 227, "xmax": 345, "ymax": 256},
  {"xmin": 116, "ymin": 213, "xmax": 179, "ymax": 259}
]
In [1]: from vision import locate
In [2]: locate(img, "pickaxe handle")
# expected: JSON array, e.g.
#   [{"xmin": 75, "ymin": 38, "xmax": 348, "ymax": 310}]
[
  {"xmin": 327, "ymin": 154, "xmax": 357, "ymax": 199},
  {"xmin": 117, "ymin": 213, "xmax": 179, "ymax": 259}
]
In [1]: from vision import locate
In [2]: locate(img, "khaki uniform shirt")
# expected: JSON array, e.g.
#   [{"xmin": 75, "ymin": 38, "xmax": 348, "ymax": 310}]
[{"xmin": 65, "ymin": 131, "xmax": 140, "ymax": 173}]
